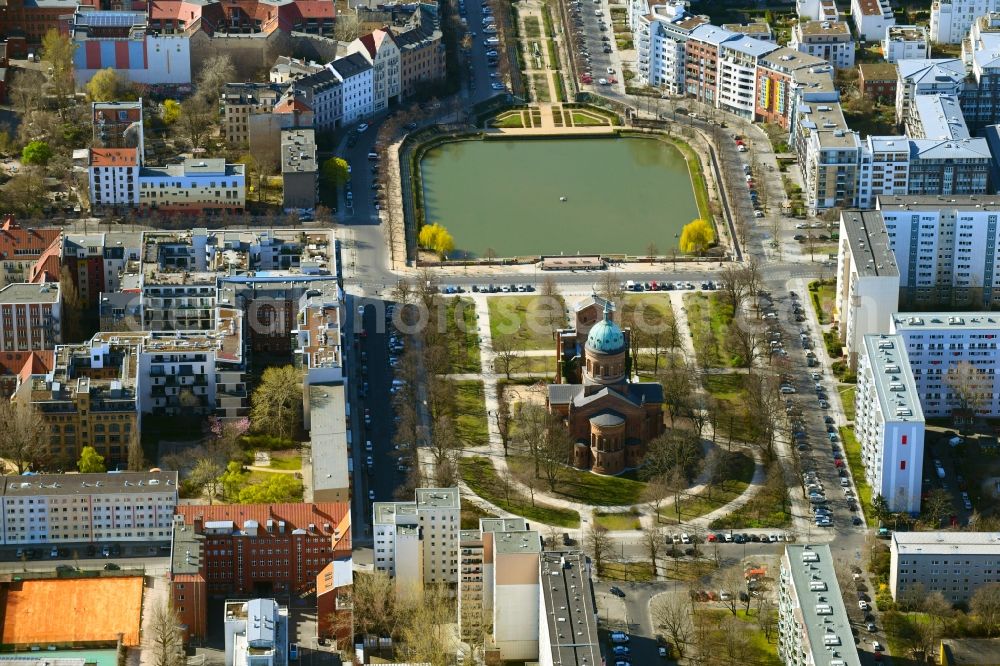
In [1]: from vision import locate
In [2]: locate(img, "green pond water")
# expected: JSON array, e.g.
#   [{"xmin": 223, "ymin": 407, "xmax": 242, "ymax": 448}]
[{"xmin": 419, "ymin": 137, "xmax": 700, "ymax": 257}]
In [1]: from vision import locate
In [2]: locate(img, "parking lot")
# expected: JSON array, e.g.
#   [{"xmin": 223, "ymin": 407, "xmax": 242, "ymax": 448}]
[
  {"xmin": 458, "ymin": 0, "xmax": 509, "ymax": 97},
  {"xmin": 566, "ymin": 0, "xmax": 621, "ymax": 91}
]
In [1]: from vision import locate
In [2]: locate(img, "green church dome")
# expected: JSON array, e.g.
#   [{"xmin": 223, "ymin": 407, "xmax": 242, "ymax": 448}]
[{"xmin": 586, "ymin": 303, "xmax": 625, "ymax": 353}]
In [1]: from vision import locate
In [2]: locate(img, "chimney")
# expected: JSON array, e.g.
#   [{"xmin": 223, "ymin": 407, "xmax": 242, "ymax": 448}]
[{"xmin": 193, "ymin": 515, "xmax": 204, "ymax": 534}]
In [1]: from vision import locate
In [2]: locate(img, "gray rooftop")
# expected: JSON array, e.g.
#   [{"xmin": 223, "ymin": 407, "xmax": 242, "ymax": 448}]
[
  {"xmin": 892, "ymin": 531, "xmax": 1000, "ymax": 555},
  {"xmin": 141, "ymin": 159, "xmax": 244, "ymax": 179},
  {"xmin": 911, "ymin": 95, "xmax": 968, "ymax": 140},
  {"xmin": 722, "ymin": 34, "xmax": 778, "ymax": 58},
  {"xmin": 782, "ymin": 544, "xmax": 861, "ymax": 666},
  {"xmin": 309, "ymin": 383, "xmax": 349, "ymax": 493},
  {"xmin": 330, "ymin": 52, "xmax": 372, "ymax": 80},
  {"xmin": 909, "ymin": 137, "xmax": 991, "ymax": 160},
  {"xmin": 890, "ymin": 312, "xmax": 1000, "ymax": 331},
  {"xmin": 0, "ymin": 283, "xmax": 59, "ymax": 304},
  {"xmin": 481, "ymin": 517, "xmax": 529, "ymax": 532},
  {"xmin": 281, "ymin": 128, "xmax": 317, "ymax": 174},
  {"xmin": 3, "ymin": 471, "xmax": 178, "ymax": 497},
  {"xmin": 861, "ymin": 334, "xmax": 924, "ymax": 424},
  {"xmin": 876, "ymin": 194, "xmax": 1000, "ymax": 210},
  {"xmin": 840, "ymin": 210, "xmax": 899, "ymax": 278},
  {"xmin": 415, "ymin": 487, "xmax": 460, "ymax": 509},
  {"xmin": 494, "ymin": 529, "xmax": 541, "ymax": 555},
  {"xmin": 539, "ymin": 551, "xmax": 601, "ymax": 666},
  {"xmin": 896, "ymin": 58, "xmax": 965, "ymax": 85},
  {"xmin": 171, "ymin": 521, "xmax": 204, "ymax": 575},
  {"xmin": 796, "ymin": 20, "xmax": 851, "ymax": 37}
]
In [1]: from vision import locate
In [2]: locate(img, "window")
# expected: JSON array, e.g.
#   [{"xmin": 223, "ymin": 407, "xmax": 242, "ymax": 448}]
[{"xmin": 900, "ymin": 461, "xmax": 906, "ymax": 470}]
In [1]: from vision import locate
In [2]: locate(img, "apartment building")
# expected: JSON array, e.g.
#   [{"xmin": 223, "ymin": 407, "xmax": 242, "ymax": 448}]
[
  {"xmin": 138, "ymin": 158, "xmax": 246, "ymax": 215},
  {"xmin": 629, "ymin": 0, "xmax": 706, "ymax": 91},
  {"xmin": 220, "ymin": 83, "xmax": 284, "ymax": 146},
  {"xmin": 0, "ymin": 283, "xmax": 61, "ymax": 352},
  {"xmin": 889, "ymin": 312, "xmax": 1000, "ymax": 418},
  {"xmin": 280, "ymin": 129, "xmax": 318, "ymax": 213},
  {"xmin": 794, "ymin": 102, "xmax": 863, "ymax": 214},
  {"xmin": 834, "ymin": 210, "xmax": 901, "ymax": 367},
  {"xmin": 755, "ymin": 48, "xmax": 833, "ymax": 130},
  {"xmin": 459, "ymin": 518, "xmax": 542, "ymax": 661},
  {"xmin": 89, "ymin": 148, "xmax": 140, "ymax": 209},
  {"xmin": 684, "ymin": 24, "xmax": 737, "ymax": 105},
  {"xmin": 890, "ymin": 532, "xmax": 1000, "ymax": 604},
  {"xmin": 394, "ymin": 6, "xmax": 446, "ymax": 98},
  {"xmin": 797, "ymin": 0, "xmax": 841, "ymax": 21},
  {"xmin": 777, "ymin": 544, "xmax": 862, "ymax": 666},
  {"xmin": 717, "ymin": 36, "xmax": 778, "ymax": 119},
  {"xmin": 856, "ymin": 334, "xmax": 925, "ymax": 513},
  {"xmin": 292, "ymin": 69, "xmax": 342, "ymax": 130},
  {"xmin": 270, "ymin": 56, "xmax": 324, "ymax": 84},
  {"xmin": 856, "ymin": 136, "xmax": 910, "ymax": 208},
  {"xmin": 330, "ymin": 53, "xmax": 374, "ymax": 125},
  {"xmin": 173, "ymin": 502, "xmax": 352, "ymax": 597},
  {"xmin": 223, "ymin": 599, "xmax": 288, "ymax": 666},
  {"xmin": 722, "ymin": 22, "xmax": 774, "ymax": 41},
  {"xmin": 895, "ymin": 59, "xmax": 965, "ymax": 126},
  {"xmin": 538, "ymin": 552, "xmax": 601, "ymax": 666},
  {"xmin": 347, "ymin": 29, "xmax": 400, "ymax": 114},
  {"xmin": 15, "ymin": 335, "xmax": 141, "ymax": 467},
  {"xmin": 0, "ymin": 471, "xmax": 177, "ymax": 545},
  {"xmin": 883, "ymin": 25, "xmax": 930, "ymax": 63},
  {"xmin": 373, "ymin": 488, "xmax": 460, "ymax": 593},
  {"xmin": 858, "ymin": 63, "xmax": 899, "ymax": 101},
  {"xmin": 0, "ymin": 217, "xmax": 61, "ymax": 288},
  {"xmin": 876, "ymin": 195, "xmax": 1000, "ymax": 309},
  {"xmin": 931, "ymin": 0, "xmax": 1000, "ymax": 43},
  {"xmin": 906, "ymin": 94, "xmax": 967, "ymax": 139},
  {"xmin": 790, "ymin": 21, "xmax": 855, "ymax": 70},
  {"xmin": 0, "ymin": 0, "xmax": 82, "ymax": 49},
  {"xmin": 852, "ymin": 0, "xmax": 895, "ymax": 40},
  {"xmin": 963, "ymin": 30, "xmax": 1000, "ymax": 132}
]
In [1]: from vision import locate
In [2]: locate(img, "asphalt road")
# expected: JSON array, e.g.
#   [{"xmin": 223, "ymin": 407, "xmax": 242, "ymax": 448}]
[
  {"xmin": 566, "ymin": 0, "xmax": 619, "ymax": 90},
  {"xmin": 460, "ymin": 0, "xmax": 506, "ymax": 99}
]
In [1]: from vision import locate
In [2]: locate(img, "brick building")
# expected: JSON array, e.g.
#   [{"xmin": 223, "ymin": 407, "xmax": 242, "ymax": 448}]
[
  {"xmin": 548, "ymin": 300, "xmax": 664, "ymax": 475},
  {"xmin": 858, "ymin": 62, "xmax": 899, "ymax": 102},
  {"xmin": 0, "ymin": 216, "xmax": 62, "ymax": 287},
  {"xmin": 170, "ymin": 503, "xmax": 351, "ymax": 641}
]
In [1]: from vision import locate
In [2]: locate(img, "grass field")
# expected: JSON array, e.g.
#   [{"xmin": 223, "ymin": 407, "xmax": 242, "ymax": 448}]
[
  {"xmin": 621, "ymin": 294, "xmax": 674, "ymax": 328},
  {"xmin": 594, "ymin": 509, "xmax": 642, "ymax": 531},
  {"xmin": 488, "ymin": 295, "xmax": 566, "ymax": 350},
  {"xmin": 659, "ymin": 451, "xmax": 755, "ymax": 524},
  {"xmin": 445, "ymin": 298, "xmax": 481, "ymax": 373},
  {"xmin": 460, "ymin": 456, "xmax": 581, "ymax": 527},
  {"xmin": 840, "ymin": 385, "xmax": 857, "ymax": 422},
  {"xmin": 455, "ymin": 381, "xmax": 489, "ymax": 447},
  {"xmin": 709, "ymin": 464, "xmax": 789, "ymax": 530},
  {"xmin": 508, "ymin": 455, "xmax": 646, "ymax": 505},
  {"xmin": 684, "ymin": 292, "xmax": 736, "ymax": 368},
  {"xmin": 524, "ymin": 15, "xmax": 541, "ymax": 38},
  {"xmin": 808, "ymin": 280, "xmax": 836, "ymax": 326},
  {"xmin": 694, "ymin": 609, "xmax": 781, "ymax": 665},
  {"xmin": 840, "ymin": 426, "xmax": 873, "ymax": 525},
  {"xmin": 268, "ymin": 452, "xmax": 302, "ymax": 471},
  {"xmin": 703, "ymin": 373, "xmax": 755, "ymax": 442},
  {"xmin": 461, "ymin": 500, "xmax": 498, "ymax": 529},
  {"xmin": 601, "ymin": 560, "xmax": 655, "ymax": 582}
]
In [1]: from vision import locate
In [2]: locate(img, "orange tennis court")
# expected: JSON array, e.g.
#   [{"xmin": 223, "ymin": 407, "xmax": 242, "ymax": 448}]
[{"xmin": 1, "ymin": 577, "xmax": 144, "ymax": 646}]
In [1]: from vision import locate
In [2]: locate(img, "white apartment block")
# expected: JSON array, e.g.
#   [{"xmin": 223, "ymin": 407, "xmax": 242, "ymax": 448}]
[
  {"xmin": 931, "ymin": 0, "xmax": 1000, "ymax": 43},
  {"xmin": 717, "ymin": 36, "xmax": 778, "ymax": 119},
  {"xmin": 856, "ymin": 136, "xmax": 911, "ymax": 208},
  {"xmin": 138, "ymin": 158, "xmax": 246, "ymax": 214},
  {"xmin": 790, "ymin": 21, "xmax": 855, "ymax": 70},
  {"xmin": 629, "ymin": 0, "xmax": 705, "ymax": 91},
  {"xmin": 330, "ymin": 53, "xmax": 374, "ymax": 125},
  {"xmin": 895, "ymin": 58, "xmax": 965, "ymax": 125},
  {"xmin": 778, "ymin": 545, "xmax": 862, "ymax": 666},
  {"xmin": 852, "ymin": 0, "xmax": 895, "ymax": 40},
  {"xmin": 884, "ymin": 25, "xmax": 931, "ymax": 63},
  {"xmin": 794, "ymin": 102, "xmax": 863, "ymax": 214},
  {"xmin": 0, "ymin": 471, "xmax": 178, "ymax": 544},
  {"xmin": 834, "ymin": 212, "xmax": 901, "ymax": 367},
  {"xmin": 348, "ymin": 29, "xmax": 401, "ymax": 114},
  {"xmin": 373, "ymin": 488, "xmax": 460, "ymax": 593},
  {"xmin": 294, "ymin": 69, "xmax": 343, "ymax": 130},
  {"xmin": 0, "ymin": 282, "xmax": 62, "ymax": 352},
  {"xmin": 797, "ymin": 0, "xmax": 842, "ymax": 21},
  {"xmin": 876, "ymin": 195, "xmax": 1000, "ymax": 309},
  {"xmin": 890, "ymin": 312, "xmax": 1000, "ymax": 417},
  {"xmin": 89, "ymin": 148, "xmax": 140, "ymax": 208},
  {"xmin": 855, "ymin": 334, "xmax": 926, "ymax": 514},
  {"xmin": 891, "ymin": 532, "xmax": 1000, "ymax": 605}
]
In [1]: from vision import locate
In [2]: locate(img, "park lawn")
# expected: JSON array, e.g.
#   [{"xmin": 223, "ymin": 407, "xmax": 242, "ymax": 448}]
[
  {"xmin": 709, "ymin": 465, "xmax": 790, "ymax": 530},
  {"xmin": 508, "ymin": 455, "xmax": 646, "ymax": 505},
  {"xmin": 493, "ymin": 113, "xmax": 525, "ymax": 128},
  {"xmin": 446, "ymin": 298, "xmax": 481, "ymax": 373},
  {"xmin": 524, "ymin": 15, "xmax": 541, "ymax": 38},
  {"xmin": 664, "ymin": 558, "xmax": 718, "ymax": 583},
  {"xmin": 461, "ymin": 500, "xmax": 498, "ymax": 529},
  {"xmin": 455, "ymin": 381, "xmax": 489, "ymax": 447},
  {"xmin": 601, "ymin": 560, "xmax": 655, "ymax": 582},
  {"xmin": 244, "ymin": 471, "xmax": 305, "ymax": 500},
  {"xmin": 695, "ymin": 609, "xmax": 781, "ymax": 666},
  {"xmin": 570, "ymin": 111, "xmax": 608, "ymax": 126},
  {"xmin": 659, "ymin": 452, "xmax": 755, "ymax": 524},
  {"xmin": 841, "ymin": 426, "xmax": 874, "ymax": 525},
  {"xmin": 594, "ymin": 510, "xmax": 642, "ymax": 531},
  {"xmin": 268, "ymin": 452, "xmax": 302, "ymax": 470},
  {"xmin": 840, "ymin": 384, "xmax": 857, "ymax": 422},
  {"xmin": 670, "ymin": 137, "xmax": 712, "ymax": 225},
  {"xmin": 684, "ymin": 293, "xmax": 735, "ymax": 368},
  {"xmin": 460, "ymin": 456, "xmax": 581, "ymax": 527},
  {"xmin": 488, "ymin": 295, "xmax": 566, "ymax": 350},
  {"xmin": 703, "ymin": 373, "xmax": 755, "ymax": 441},
  {"xmin": 517, "ymin": 354, "xmax": 556, "ymax": 376},
  {"xmin": 808, "ymin": 280, "xmax": 836, "ymax": 326},
  {"xmin": 532, "ymin": 74, "xmax": 551, "ymax": 103},
  {"xmin": 621, "ymin": 294, "xmax": 674, "ymax": 328}
]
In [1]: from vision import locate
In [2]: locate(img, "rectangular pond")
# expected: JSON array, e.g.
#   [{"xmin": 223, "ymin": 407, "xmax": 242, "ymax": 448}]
[{"xmin": 419, "ymin": 136, "xmax": 701, "ymax": 258}]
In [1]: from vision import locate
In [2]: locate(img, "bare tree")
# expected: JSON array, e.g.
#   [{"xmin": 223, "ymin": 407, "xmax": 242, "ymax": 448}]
[
  {"xmin": 714, "ymin": 566, "xmax": 746, "ymax": 616},
  {"xmin": 596, "ymin": 272, "xmax": 625, "ymax": 305},
  {"xmin": 650, "ymin": 593, "xmax": 693, "ymax": 659},
  {"xmin": 399, "ymin": 584, "xmax": 456, "ymax": 666},
  {"xmin": 658, "ymin": 359, "xmax": 697, "ymax": 426},
  {"xmin": 539, "ymin": 416, "xmax": 574, "ymax": 492},
  {"xmin": 126, "ymin": 429, "xmax": 147, "ymax": 471},
  {"xmin": 145, "ymin": 600, "xmax": 185, "ymax": 666},
  {"xmin": 641, "ymin": 522, "xmax": 665, "ymax": 575},
  {"xmin": 0, "ymin": 401, "xmax": 48, "ymax": 473},
  {"xmin": 721, "ymin": 615, "xmax": 750, "ymax": 666},
  {"xmin": 584, "ymin": 523, "xmax": 614, "ymax": 575},
  {"xmin": 642, "ymin": 475, "xmax": 671, "ymax": 522},
  {"xmin": 742, "ymin": 259, "xmax": 763, "ymax": 314},
  {"xmin": 494, "ymin": 387, "xmax": 513, "ymax": 456},
  {"xmin": 492, "ymin": 333, "xmax": 524, "ymax": 379},
  {"xmin": 724, "ymin": 315, "xmax": 764, "ymax": 374},
  {"xmin": 718, "ymin": 264, "xmax": 748, "ymax": 314},
  {"xmin": 517, "ymin": 403, "xmax": 549, "ymax": 477},
  {"xmin": 971, "ymin": 583, "xmax": 1000, "ymax": 636}
]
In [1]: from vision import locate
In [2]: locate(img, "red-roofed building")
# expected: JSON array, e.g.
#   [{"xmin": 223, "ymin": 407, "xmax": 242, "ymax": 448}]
[
  {"xmin": 171, "ymin": 502, "xmax": 351, "ymax": 641},
  {"xmin": 0, "ymin": 216, "xmax": 62, "ymax": 288},
  {"xmin": 89, "ymin": 147, "xmax": 140, "ymax": 209},
  {"xmin": 147, "ymin": 0, "xmax": 334, "ymax": 36},
  {"xmin": 0, "ymin": 350, "xmax": 53, "ymax": 398}
]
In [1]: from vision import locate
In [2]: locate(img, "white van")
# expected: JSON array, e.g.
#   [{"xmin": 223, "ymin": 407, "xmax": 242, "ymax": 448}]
[{"xmin": 367, "ymin": 152, "xmax": 379, "ymax": 160}]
